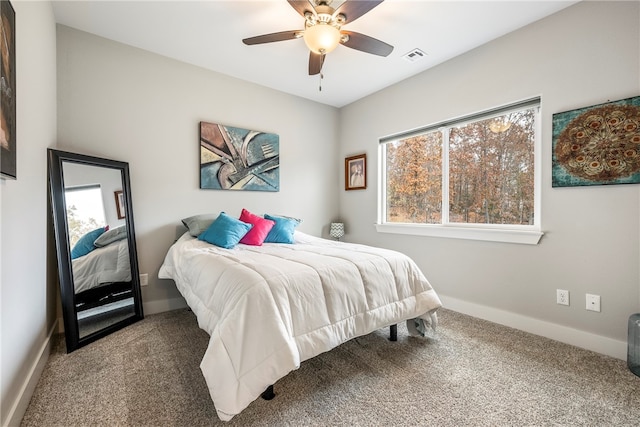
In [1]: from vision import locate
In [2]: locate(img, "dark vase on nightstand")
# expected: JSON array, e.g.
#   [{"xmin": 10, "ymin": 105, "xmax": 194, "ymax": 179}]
[{"xmin": 629, "ymin": 313, "xmax": 640, "ymax": 377}]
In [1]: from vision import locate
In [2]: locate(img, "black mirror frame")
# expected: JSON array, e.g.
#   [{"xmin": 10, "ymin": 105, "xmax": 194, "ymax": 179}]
[{"xmin": 47, "ymin": 148, "xmax": 144, "ymax": 352}]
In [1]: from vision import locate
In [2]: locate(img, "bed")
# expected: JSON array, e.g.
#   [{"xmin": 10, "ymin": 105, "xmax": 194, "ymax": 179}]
[
  {"xmin": 159, "ymin": 224, "xmax": 442, "ymax": 421},
  {"xmin": 71, "ymin": 226, "xmax": 133, "ymax": 312},
  {"xmin": 72, "ymin": 238, "xmax": 131, "ymax": 294}
]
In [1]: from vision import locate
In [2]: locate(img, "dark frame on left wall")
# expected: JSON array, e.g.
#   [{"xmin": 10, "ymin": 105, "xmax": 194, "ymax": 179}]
[{"xmin": 1, "ymin": 0, "xmax": 16, "ymax": 179}]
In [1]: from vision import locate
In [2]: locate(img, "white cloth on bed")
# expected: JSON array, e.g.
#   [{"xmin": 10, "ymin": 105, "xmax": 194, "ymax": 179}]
[
  {"xmin": 72, "ymin": 239, "xmax": 131, "ymax": 293},
  {"xmin": 158, "ymin": 231, "xmax": 442, "ymax": 421}
]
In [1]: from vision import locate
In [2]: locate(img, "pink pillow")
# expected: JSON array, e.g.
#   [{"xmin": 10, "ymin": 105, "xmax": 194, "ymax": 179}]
[{"xmin": 239, "ymin": 209, "xmax": 275, "ymax": 246}]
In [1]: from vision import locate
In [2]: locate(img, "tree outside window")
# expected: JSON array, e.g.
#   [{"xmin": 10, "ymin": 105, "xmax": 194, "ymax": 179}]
[
  {"xmin": 65, "ymin": 185, "xmax": 107, "ymax": 246},
  {"xmin": 382, "ymin": 102, "xmax": 538, "ymax": 229}
]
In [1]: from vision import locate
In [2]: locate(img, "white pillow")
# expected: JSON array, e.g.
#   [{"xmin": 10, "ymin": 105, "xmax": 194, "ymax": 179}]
[
  {"xmin": 181, "ymin": 213, "xmax": 218, "ymax": 237},
  {"xmin": 94, "ymin": 225, "xmax": 127, "ymax": 247}
]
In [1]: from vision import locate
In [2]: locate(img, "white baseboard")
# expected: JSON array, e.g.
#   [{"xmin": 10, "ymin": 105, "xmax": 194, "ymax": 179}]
[
  {"xmin": 142, "ymin": 296, "xmax": 187, "ymax": 315},
  {"xmin": 3, "ymin": 320, "xmax": 58, "ymax": 427},
  {"xmin": 5, "ymin": 299, "xmax": 185, "ymax": 427},
  {"xmin": 3, "ymin": 296, "xmax": 623, "ymax": 427},
  {"xmin": 439, "ymin": 295, "xmax": 627, "ymax": 361}
]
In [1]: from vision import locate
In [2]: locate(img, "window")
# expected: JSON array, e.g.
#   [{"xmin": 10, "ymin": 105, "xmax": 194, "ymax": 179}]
[
  {"xmin": 65, "ymin": 184, "xmax": 107, "ymax": 247},
  {"xmin": 378, "ymin": 98, "xmax": 542, "ymax": 244}
]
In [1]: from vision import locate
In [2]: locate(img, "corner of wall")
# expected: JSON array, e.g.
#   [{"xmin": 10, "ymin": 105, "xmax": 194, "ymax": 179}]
[{"xmin": 2, "ymin": 322, "xmax": 58, "ymax": 427}]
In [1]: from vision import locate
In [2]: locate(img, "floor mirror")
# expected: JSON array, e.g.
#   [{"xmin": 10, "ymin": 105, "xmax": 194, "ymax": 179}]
[{"xmin": 48, "ymin": 149, "xmax": 144, "ymax": 352}]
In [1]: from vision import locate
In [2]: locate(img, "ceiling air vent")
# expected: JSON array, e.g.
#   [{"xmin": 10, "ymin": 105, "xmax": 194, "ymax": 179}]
[{"xmin": 402, "ymin": 48, "xmax": 427, "ymax": 63}]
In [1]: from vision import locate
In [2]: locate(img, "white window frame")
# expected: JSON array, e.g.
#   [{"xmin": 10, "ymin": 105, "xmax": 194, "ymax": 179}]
[{"xmin": 376, "ymin": 98, "xmax": 543, "ymax": 245}]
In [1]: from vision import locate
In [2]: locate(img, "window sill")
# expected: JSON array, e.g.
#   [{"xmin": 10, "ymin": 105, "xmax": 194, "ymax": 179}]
[{"xmin": 375, "ymin": 223, "xmax": 543, "ymax": 245}]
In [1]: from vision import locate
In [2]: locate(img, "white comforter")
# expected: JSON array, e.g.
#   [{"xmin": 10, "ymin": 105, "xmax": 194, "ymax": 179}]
[
  {"xmin": 158, "ymin": 231, "xmax": 442, "ymax": 421},
  {"xmin": 72, "ymin": 239, "xmax": 131, "ymax": 294}
]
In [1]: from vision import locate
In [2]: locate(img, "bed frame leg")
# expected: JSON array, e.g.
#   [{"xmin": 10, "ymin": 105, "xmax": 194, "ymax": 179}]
[
  {"xmin": 261, "ymin": 385, "xmax": 275, "ymax": 400},
  {"xmin": 389, "ymin": 324, "xmax": 398, "ymax": 341}
]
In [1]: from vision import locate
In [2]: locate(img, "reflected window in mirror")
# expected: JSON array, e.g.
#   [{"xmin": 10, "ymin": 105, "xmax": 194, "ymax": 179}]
[{"xmin": 65, "ymin": 184, "xmax": 107, "ymax": 247}]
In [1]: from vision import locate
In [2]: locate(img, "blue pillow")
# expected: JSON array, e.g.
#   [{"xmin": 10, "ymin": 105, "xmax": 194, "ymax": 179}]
[
  {"xmin": 198, "ymin": 212, "xmax": 252, "ymax": 249},
  {"xmin": 71, "ymin": 227, "xmax": 107, "ymax": 259},
  {"xmin": 263, "ymin": 214, "xmax": 301, "ymax": 244}
]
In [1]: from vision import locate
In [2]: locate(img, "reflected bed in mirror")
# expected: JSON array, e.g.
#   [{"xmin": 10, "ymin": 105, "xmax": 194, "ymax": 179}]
[{"xmin": 48, "ymin": 149, "xmax": 144, "ymax": 352}]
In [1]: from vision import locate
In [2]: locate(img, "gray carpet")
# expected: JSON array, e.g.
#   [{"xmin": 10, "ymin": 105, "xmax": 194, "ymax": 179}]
[{"xmin": 21, "ymin": 308, "xmax": 640, "ymax": 426}]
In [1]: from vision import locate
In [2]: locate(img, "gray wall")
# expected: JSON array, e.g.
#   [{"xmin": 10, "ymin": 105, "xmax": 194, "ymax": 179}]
[
  {"xmin": 56, "ymin": 25, "xmax": 340, "ymax": 313},
  {"xmin": 339, "ymin": 1, "xmax": 640, "ymax": 358},
  {"xmin": 0, "ymin": 1, "xmax": 57, "ymax": 425},
  {"xmin": 3, "ymin": 2, "xmax": 639, "ymax": 425}
]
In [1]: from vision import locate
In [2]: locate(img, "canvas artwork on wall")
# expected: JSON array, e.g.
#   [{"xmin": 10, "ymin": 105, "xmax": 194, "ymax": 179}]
[
  {"xmin": 200, "ymin": 122, "xmax": 279, "ymax": 191},
  {"xmin": 552, "ymin": 95, "xmax": 640, "ymax": 187},
  {"xmin": 1, "ymin": 0, "xmax": 16, "ymax": 179}
]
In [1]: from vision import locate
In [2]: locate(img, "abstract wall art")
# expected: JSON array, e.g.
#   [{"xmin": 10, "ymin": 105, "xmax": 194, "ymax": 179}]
[
  {"xmin": 200, "ymin": 122, "xmax": 279, "ymax": 191},
  {"xmin": 552, "ymin": 95, "xmax": 640, "ymax": 187}
]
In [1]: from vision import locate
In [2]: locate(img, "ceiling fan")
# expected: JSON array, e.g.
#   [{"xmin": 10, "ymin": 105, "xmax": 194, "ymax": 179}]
[{"xmin": 242, "ymin": 0, "xmax": 393, "ymax": 76}]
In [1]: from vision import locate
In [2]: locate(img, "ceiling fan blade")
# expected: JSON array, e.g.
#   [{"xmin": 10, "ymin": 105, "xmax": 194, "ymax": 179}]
[
  {"xmin": 243, "ymin": 30, "xmax": 301, "ymax": 45},
  {"xmin": 309, "ymin": 52, "xmax": 325, "ymax": 75},
  {"xmin": 334, "ymin": 0, "xmax": 384, "ymax": 24},
  {"xmin": 341, "ymin": 31, "xmax": 393, "ymax": 57},
  {"xmin": 287, "ymin": 0, "xmax": 315, "ymax": 18}
]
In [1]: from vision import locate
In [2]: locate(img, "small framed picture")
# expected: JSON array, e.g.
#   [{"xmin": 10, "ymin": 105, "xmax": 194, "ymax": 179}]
[
  {"xmin": 345, "ymin": 154, "xmax": 366, "ymax": 191},
  {"xmin": 114, "ymin": 190, "xmax": 126, "ymax": 219}
]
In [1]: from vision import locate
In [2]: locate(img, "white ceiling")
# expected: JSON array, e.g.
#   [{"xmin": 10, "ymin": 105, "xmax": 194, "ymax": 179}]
[{"xmin": 51, "ymin": 0, "xmax": 579, "ymax": 108}]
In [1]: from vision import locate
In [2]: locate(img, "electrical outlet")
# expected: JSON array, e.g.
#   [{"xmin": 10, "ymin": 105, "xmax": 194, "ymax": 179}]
[
  {"xmin": 556, "ymin": 289, "xmax": 569, "ymax": 306},
  {"xmin": 140, "ymin": 273, "xmax": 149, "ymax": 287},
  {"xmin": 586, "ymin": 294, "xmax": 601, "ymax": 312}
]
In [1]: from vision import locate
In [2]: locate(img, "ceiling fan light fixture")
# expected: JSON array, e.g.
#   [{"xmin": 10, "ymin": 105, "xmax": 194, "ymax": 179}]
[
  {"xmin": 242, "ymin": 0, "xmax": 393, "ymax": 78},
  {"xmin": 488, "ymin": 117, "xmax": 512, "ymax": 133},
  {"xmin": 303, "ymin": 23, "xmax": 341, "ymax": 54}
]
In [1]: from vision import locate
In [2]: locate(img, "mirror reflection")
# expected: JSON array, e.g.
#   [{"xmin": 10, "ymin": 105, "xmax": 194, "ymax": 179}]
[
  {"xmin": 48, "ymin": 149, "xmax": 143, "ymax": 352},
  {"xmin": 62, "ymin": 162, "xmax": 135, "ymax": 339}
]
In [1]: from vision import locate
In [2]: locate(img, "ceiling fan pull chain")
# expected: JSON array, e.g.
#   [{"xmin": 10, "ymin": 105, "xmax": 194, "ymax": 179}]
[{"xmin": 319, "ymin": 72, "xmax": 323, "ymax": 92}]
